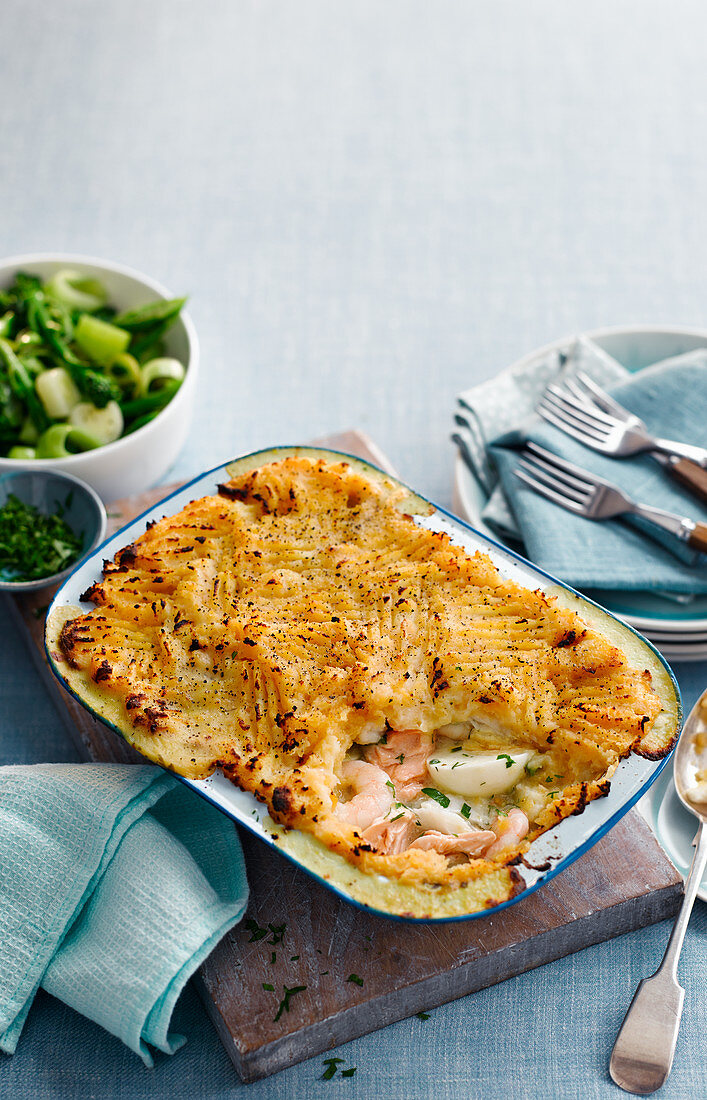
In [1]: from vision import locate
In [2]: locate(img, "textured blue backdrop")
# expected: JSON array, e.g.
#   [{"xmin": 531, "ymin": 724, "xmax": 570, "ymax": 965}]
[{"xmin": 1, "ymin": 2, "xmax": 706, "ymax": 1096}]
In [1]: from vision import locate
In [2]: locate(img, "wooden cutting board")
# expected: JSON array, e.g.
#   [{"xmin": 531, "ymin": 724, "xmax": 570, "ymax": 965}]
[{"xmin": 7, "ymin": 429, "xmax": 683, "ymax": 1083}]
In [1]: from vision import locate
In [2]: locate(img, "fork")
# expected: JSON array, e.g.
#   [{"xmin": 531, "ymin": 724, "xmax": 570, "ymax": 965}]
[
  {"xmin": 515, "ymin": 442, "xmax": 707, "ymax": 555},
  {"xmin": 571, "ymin": 373, "xmax": 707, "ymax": 504},
  {"xmin": 538, "ymin": 371, "xmax": 707, "ymax": 503},
  {"xmin": 537, "ymin": 373, "xmax": 707, "ymax": 504}
]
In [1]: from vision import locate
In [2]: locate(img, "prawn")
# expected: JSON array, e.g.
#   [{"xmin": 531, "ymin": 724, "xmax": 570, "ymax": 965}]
[
  {"xmin": 484, "ymin": 808, "xmax": 529, "ymax": 860},
  {"xmin": 365, "ymin": 729, "xmax": 432, "ymax": 800},
  {"xmin": 334, "ymin": 759, "xmax": 394, "ymax": 830}
]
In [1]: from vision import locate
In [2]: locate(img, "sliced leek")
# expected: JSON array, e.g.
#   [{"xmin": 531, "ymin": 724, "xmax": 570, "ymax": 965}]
[
  {"xmin": 45, "ymin": 269, "xmax": 107, "ymax": 313},
  {"xmin": 74, "ymin": 314, "xmax": 130, "ymax": 365},
  {"xmin": 69, "ymin": 400, "xmax": 123, "ymax": 445},
  {"xmin": 105, "ymin": 352, "xmax": 142, "ymax": 396},
  {"xmin": 36, "ymin": 424, "xmax": 101, "ymax": 458},
  {"xmin": 36, "ymin": 368, "xmax": 81, "ymax": 420},
  {"xmin": 140, "ymin": 357, "xmax": 185, "ymax": 393}
]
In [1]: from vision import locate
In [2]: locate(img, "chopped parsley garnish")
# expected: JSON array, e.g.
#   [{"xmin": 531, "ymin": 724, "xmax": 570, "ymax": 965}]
[
  {"xmin": 0, "ymin": 493, "xmax": 83, "ymax": 581},
  {"xmin": 341, "ymin": 1068, "xmax": 356, "ymax": 1077},
  {"xmin": 271, "ymin": 951, "xmax": 276, "ymax": 964},
  {"xmin": 497, "ymin": 753, "xmax": 514, "ymax": 769},
  {"xmin": 396, "ymin": 752, "xmax": 405, "ymax": 764},
  {"xmin": 451, "ymin": 745, "xmax": 463, "ymax": 753},
  {"xmin": 262, "ymin": 982, "xmax": 274, "ymax": 991},
  {"xmin": 390, "ymin": 810, "xmax": 406, "ymax": 821},
  {"xmin": 273, "ymin": 983, "xmax": 307, "ymax": 1022},
  {"xmin": 245, "ymin": 918, "xmax": 268, "ymax": 942},
  {"xmin": 421, "ymin": 788, "xmax": 450, "ymax": 808},
  {"xmin": 416, "ymin": 1011, "xmax": 431, "ymax": 1021},
  {"xmin": 268, "ymin": 922, "xmax": 286, "ymax": 945},
  {"xmin": 290, "ymin": 954, "xmax": 299, "ymax": 961},
  {"xmin": 495, "ymin": 807, "xmax": 508, "ymax": 817},
  {"xmin": 385, "ymin": 779, "xmax": 395, "ymax": 793},
  {"xmin": 322, "ymin": 1058, "xmax": 344, "ymax": 1080},
  {"xmin": 451, "ymin": 760, "xmax": 464, "ymax": 769},
  {"xmin": 429, "ymin": 759, "xmax": 440, "ymax": 765},
  {"xmin": 347, "ymin": 973, "xmax": 364, "ymax": 986},
  {"xmin": 460, "ymin": 803, "xmax": 472, "ymax": 819}
]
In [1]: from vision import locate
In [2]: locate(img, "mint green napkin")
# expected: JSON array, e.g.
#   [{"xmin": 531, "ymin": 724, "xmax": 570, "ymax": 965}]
[
  {"xmin": 457, "ymin": 338, "xmax": 707, "ymax": 594},
  {"xmin": 0, "ymin": 763, "xmax": 248, "ymax": 1065}
]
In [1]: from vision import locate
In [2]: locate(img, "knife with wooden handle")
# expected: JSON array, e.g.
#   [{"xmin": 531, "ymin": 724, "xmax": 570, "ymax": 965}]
[{"xmin": 664, "ymin": 456, "xmax": 707, "ymax": 505}]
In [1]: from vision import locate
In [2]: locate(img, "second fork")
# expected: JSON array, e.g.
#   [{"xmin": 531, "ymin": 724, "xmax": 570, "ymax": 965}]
[{"xmin": 515, "ymin": 442, "xmax": 707, "ymax": 557}]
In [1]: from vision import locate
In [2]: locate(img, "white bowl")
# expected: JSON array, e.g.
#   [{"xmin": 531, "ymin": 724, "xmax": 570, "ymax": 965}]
[{"xmin": 0, "ymin": 253, "xmax": 199, "ymax": 501}]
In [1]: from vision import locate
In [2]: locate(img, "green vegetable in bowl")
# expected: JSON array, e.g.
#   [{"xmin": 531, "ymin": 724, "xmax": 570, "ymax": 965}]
[
  {"xmin": 0, "ymin": 492, "xmax": 83, "ymax": 580},
  {"xmin": 0, "ymin": 270, "xmax": 187, "ymax": 459}
]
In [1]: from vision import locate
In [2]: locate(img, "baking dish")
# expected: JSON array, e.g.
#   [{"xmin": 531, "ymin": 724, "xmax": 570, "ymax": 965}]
[{"xmin": 45, "ymin": 447, "xmax": 681, "ymax": 922}]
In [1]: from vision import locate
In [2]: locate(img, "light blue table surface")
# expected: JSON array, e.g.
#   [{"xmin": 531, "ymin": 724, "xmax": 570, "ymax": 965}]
[{"xmin": 1, "ymin": 2, "xmax": 706, "ymax": 1096}]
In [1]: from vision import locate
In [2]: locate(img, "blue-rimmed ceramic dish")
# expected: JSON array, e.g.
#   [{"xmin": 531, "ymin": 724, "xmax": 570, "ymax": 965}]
[{"xmin": 44, "ymin": 447, "xmax": 681, "ymax": 922}]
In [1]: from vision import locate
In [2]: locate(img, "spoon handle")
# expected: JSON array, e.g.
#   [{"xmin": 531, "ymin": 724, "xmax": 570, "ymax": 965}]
[{"xmin": 609, "ymin": 820, "xmax": 707, "ymax": 1095}]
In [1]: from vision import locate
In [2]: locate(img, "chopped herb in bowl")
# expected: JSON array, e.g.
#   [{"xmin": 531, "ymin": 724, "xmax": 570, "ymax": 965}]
[{"xmin": 0, "ymin": 492, "xmax": 83, "ymax": 581}]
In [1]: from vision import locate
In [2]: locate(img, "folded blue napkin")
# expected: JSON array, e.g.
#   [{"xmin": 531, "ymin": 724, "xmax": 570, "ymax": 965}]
[
  {"xmin": 0, "ymin": 763, "xmax": 248, "ymax": 1065},
  {"xmin": 457, "ymin": 339, "xmax": 707, "ymax": 594}
]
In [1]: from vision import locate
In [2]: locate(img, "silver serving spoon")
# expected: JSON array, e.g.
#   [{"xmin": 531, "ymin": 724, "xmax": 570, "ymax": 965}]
[{"xmin": 610, "ymin": 689, "xmax": 707, "ymax": 1095}]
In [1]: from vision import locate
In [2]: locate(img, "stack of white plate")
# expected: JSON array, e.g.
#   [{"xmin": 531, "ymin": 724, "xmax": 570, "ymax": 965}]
[{"xmin": 453, "ymin": 324, "xmax": 707, "ymax": 665}]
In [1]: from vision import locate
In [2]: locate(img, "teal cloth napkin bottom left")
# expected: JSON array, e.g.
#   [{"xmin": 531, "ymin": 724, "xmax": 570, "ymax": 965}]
[{"xmin": 0, "ymin": 763, "xmax": 249, "ymax": 1065}]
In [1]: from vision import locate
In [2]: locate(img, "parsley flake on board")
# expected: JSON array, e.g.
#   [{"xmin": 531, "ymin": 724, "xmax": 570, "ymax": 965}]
[
  {"xmin": 421, "ymin": 788, "xmax": 450, "ymax": 808},
  {"xmin": 273, "ymin": 984, "xmax": 307, "ymax": 1022},
  {"xmin": 416, "ymin": 1011, "xmax": 431, "ymax": 1021},
  {"xmin": 268, "ymin": 922, "xmax": 286, "ymax": 944},
  {"xmin": 347, "ymin": 973, "xmax": 364, "ymax": 986},
  {"xmin": 245, "ymin": 918, "xmax": 268, "ymax": 942},
  {"xmin": 341, "ymin": 1068, "xmax": 357, "ymax": 1077},
  {"xmin": 0, "ymin": 493, "xmax": 83, "ymax": 581}
]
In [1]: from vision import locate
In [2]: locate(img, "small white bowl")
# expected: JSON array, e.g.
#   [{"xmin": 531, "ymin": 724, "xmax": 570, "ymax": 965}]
[{"xmin": 0, "ymin": 253, "xmax": 199, "ymax": 501}]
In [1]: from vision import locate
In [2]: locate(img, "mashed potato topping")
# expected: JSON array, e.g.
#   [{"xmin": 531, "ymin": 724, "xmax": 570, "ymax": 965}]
[{"xmin": 51, "ymin": 454, "xmax": 676, "ymax": 910}]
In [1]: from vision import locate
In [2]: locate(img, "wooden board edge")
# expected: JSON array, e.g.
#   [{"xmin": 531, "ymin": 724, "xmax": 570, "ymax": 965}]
[{"xmin": 193, "ymin": 875, "xmax": 681, "ymax": 1083}]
